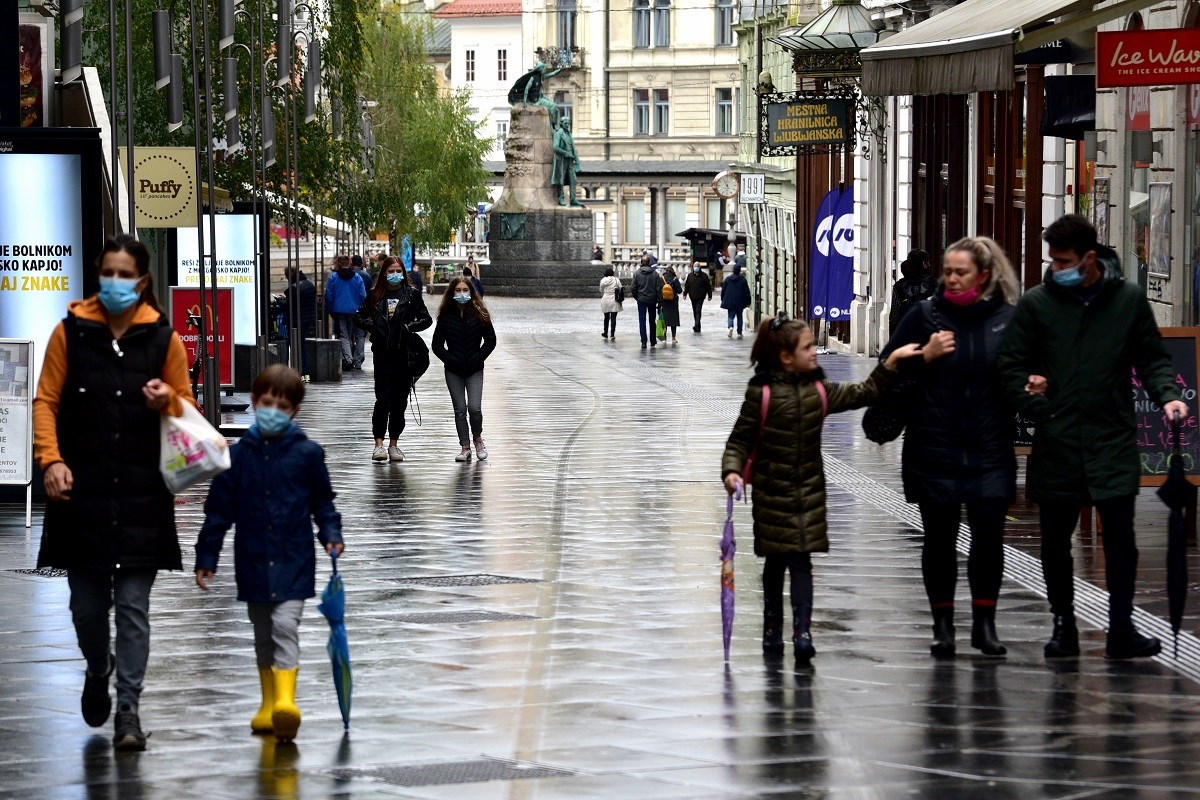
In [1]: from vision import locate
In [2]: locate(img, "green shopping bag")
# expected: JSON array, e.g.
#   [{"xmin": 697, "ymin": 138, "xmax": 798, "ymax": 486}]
[{"xmin": 656, "ymin": 311, "xmax": 665, "ymax": 340}]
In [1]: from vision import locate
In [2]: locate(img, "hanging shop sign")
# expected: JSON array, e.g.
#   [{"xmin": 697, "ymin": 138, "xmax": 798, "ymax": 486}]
[
  {"xmin": 1098, "ymin": 29, "xmax": 1200, "ymax": 88},
  {"xmin": 739, "ymin": 173, "xmax": 765, "ymax": 205},
  {"xmin": 760, "ymin": 93, "xmax": 852, "ymax": 158},
  {"xmin": 119, "ymin": 147, "xmax": 198, "ymax": 228}
]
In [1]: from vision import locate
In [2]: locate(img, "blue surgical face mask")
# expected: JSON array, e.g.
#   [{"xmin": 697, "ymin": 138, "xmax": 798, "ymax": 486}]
[
  {"xmin": 1050, "ymin": 262, "xmax": 1085, "ymax": 288},
  {"xmin": 98, "ymin": 276, "xmax": 142, "ymax": 314},
  {"xmin": 453, "ymin": 293, "xmax": 471, "ymax": 304},
  {"xmin": 386, "ymin": 272, "xmax": 404, "ymax": 287},
  {"xmin": 255, "ymin": 406, "xmax": 292, "ymax": 437},
  {"xmin": 693, "ymin": 266, "xmax": 700, "ymax": 273}
]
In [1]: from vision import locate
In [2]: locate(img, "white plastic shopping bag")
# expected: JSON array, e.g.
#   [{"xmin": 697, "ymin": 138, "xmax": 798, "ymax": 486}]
[{"xmin": 159, "ymin": 403, "xmax": 231, "ymax": 494}]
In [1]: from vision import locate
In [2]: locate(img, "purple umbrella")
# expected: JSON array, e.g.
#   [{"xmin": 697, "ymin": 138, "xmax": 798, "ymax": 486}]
[{"xmin": 721, "ymin": 487, "xmax": 742, "ymax": 661}]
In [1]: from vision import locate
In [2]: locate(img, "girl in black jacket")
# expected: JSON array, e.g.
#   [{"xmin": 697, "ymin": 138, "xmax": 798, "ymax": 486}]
[
  {"xmin": 361, "ymin": 257, "xmax": 432, "ymax": 462},
  {"xmin": 881, "ymin": 236, "xmax": 1020, "ymax": 659},
  {"xmin": 432, "ymin": 277, "xmax": 497, "ymax": 461}
]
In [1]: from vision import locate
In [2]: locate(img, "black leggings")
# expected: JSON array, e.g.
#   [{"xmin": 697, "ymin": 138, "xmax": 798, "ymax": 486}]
[
  {"xmin": 1039, "ymin": 495, "xmax": 1137, "ymax": 626},
  {"xmin": 918, "ymin": 499, "xmax": 1008, "ymax": 609},
  {"xmin": 603, "ymin": 312, "xmax": 617, "ymax": 336},
  {"xmin": 762, "ymin": 553, "xmax": 813, "ymax": 620},
  {"xmin": 372, "ymin": 351, "xmax": 411, "ymax": 440}
]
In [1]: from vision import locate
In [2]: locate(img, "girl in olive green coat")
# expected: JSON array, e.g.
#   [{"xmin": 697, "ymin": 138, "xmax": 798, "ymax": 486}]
[{"xmin": 722, "ymin": 315, "xmax": 920, "ymax": 663}]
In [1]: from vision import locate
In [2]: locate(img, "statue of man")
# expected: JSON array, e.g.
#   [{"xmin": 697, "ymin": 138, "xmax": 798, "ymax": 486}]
[
  {"xmin": 507, "ymin": 61, "xmax": 563, "ymax": 128},
  {"xmin": 551, "ymin": 116, "xmax": 583, "ymax": 208}
]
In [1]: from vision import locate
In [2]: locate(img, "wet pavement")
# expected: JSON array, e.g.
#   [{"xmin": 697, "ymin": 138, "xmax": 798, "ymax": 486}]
[{"xmin": 5, "ymin": 297, "xmax": 1200, "ymax": 798}]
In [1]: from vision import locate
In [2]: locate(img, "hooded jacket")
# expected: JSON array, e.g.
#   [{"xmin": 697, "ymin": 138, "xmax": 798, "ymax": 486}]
[
  {"xmin": 720, "ymin": 271, "xmax": 751, "ymax": 312},
  {"xmin": 721, "ymin": 364, "xmax": 898, "ymax": 555},
  {"xmin": 324, "ymin": 270, "xmax": 367, "ymax": 314},
  {"xmin": 996, "ymin": 245, "xmax": 1182, "ymax": 502},
  {"xmin": 195, "ymin": 423, "xmax": 342, "ymax": 602}
]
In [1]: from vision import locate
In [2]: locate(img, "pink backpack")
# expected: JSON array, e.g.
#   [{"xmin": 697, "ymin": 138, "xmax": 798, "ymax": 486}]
[{"xmin": 742, "ymin": 380, "xmax": 828, "ymax": 483}]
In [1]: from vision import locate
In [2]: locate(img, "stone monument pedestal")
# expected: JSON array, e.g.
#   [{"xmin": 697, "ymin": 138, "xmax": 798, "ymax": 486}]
[{"xmin": 486, "ymin": 105, "xmax": 597, "ymax": 298}]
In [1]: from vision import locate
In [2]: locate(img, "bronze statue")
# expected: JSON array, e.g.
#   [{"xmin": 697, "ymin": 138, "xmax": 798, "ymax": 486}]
[
  {"xmin": 507, "ymin": 61, "xmax": 563, "ymax": 128},
  {"xmin": 551, "ymin": 116, "xmax": 583, "ymax": 207}
]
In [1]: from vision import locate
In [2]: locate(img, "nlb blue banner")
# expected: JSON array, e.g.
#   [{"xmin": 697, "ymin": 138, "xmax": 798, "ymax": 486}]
[{"xmin": 808, "ymin": 188, "xmax": 841, "ymax": 320}]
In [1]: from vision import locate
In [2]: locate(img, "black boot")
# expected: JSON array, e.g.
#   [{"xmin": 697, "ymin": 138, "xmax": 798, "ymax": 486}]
[
  {"xmin": 762, "ymin": 612, "xmax": 784, "ymax": 655},
  {"xmin": 1044, "ymin": 613, "xmax": 1080, "ymax": 658},
  {"xmin": 793, "ymin": 603, "xmax": 816, "ymax": 664},
  {"xmin": 930, "ymin": 606, "xmax": 955, "ymax": 658},
  {"xmin": 970, "ymin": 605, "xmax": 1007, "ymax": 657},
  {"xmin": 1106, "ymin": 620, "xmax": 1161, "ymax": 660}
]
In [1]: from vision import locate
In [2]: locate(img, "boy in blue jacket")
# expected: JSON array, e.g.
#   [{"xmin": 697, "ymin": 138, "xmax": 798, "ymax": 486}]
[{"xmin": 194, "ymin": 365, "xmax": 343, "ymax": 742}]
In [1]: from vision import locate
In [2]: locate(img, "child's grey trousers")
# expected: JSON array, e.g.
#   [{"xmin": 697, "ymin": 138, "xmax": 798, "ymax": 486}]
[{"xmin": 247, "ymin": 600, "xmax": 304, "ymax": 669}]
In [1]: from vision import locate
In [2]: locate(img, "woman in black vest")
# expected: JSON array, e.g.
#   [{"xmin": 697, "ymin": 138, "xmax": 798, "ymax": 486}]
[
  {"xmin": 432, "ymin": 277, "xmax": 497, "ymax": 461},
  {"xmin": 361, "ymin": 256, "xmax": 431, "ymax": 463},
  {"xmin": 32, "ymin": 235, "xmax": 195, "ymax": 751},
  {"xmin": 880, "ymin": 236, "xmax": 1019, "ymax": 659}
]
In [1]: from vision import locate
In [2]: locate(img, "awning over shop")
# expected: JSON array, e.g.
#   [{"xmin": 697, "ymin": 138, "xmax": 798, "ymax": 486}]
[{"xmin": 860, "ymin": 0, "xmax": 1155, "ymax": 96}]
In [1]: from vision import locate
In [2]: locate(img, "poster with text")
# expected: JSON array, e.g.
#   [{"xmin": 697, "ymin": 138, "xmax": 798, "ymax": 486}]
[
  {"xmin": 808, "ymin": 188, "xmax": 841, "ymax": 320},
  {"xmin": 825, "ymin": 187, "xmax": 855, "ymax": 322},
  {"xmin": 0, "ymin": 153, "xmax": 85, "ymax": 375},
  {"xmin": 0, "ymin": 340, "xmax": 33, "ymax": 486},
  {"xmin": 174, "ymin": 214, "xmax": 259, "ymax": 345}
]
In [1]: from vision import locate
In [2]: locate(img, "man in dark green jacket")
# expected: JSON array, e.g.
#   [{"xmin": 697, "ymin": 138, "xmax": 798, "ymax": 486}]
[{"xmin": 998, "ymin": 214, "xmax": 1188, "ymax": 660}]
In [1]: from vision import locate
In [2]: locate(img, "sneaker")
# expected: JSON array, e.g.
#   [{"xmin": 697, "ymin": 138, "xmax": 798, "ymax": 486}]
[
  {"xmin": 641, "ymin": 343, "xmax": 647, "ymax": 349},
  {"xmin": 737, "ymin": 333, "xmax": 743, "ymax": 339},
  {"xmin": 474, "ymin": 438, "xmax": 488, "ymax": 461},
  {"xmin": 727, "ymin": 327, "xmax": 734, "ymax": 338},
  {"xmin": 82, "ymin": 653, "xmax": 115, "ymax": 727},
  {"xmin": 371, "ymin": 445, "xmax": 388, "ymax": 462},
  {"xmin": 301, "ymin": 374, "xmax": 311, "ymax": 383},
  {"xmin": 455, "ymin": 445, "xmax": 472, "ymax": 462},
  {"xmin": 112, "ymin": 704, "xmax": 146, "ymax": 751},
  {"xmin": 341, "ymin": 361, "xmax": 353, "ymax": 372},
  {"xmin": 388, "ymin": 446, "xmax": 405, "ymax": 462}
]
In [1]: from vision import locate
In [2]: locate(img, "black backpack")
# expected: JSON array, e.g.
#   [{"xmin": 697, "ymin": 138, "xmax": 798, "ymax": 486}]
[{"xmin": 894, "ymin": 277, "xmax": 934, "ymax": 323}]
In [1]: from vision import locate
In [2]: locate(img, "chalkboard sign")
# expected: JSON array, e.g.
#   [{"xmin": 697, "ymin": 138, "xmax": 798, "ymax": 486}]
[{"xmin": 1137, "ymin": 327, "xmax": 1200, "ymax": 487}]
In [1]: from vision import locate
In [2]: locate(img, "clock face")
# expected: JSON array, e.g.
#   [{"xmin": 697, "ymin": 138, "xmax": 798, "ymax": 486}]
[{"xmin": 713, "ymin": 171, "xmax": 739, "ymax": 199}]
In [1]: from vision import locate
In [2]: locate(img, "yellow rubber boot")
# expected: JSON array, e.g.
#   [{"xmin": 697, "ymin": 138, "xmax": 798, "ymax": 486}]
[
  {"xmin": 271, "ymin": 666, "xmax": 301, "ymax": 742},
  {"xmin": 250, "ymin": 667, "xmax": 274, "ymax": 734}
]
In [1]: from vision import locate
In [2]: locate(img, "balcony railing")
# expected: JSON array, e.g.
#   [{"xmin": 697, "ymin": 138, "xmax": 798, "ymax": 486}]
[{"xmin": 535, "ymin": 45, "xmax": 584, "ymax": 70}]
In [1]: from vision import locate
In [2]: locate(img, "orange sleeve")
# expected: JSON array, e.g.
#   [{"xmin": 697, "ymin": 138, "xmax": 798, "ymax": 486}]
[
  {"xmin": 32, "ymin": 322, "xmax": 68, "ymax": 470},
  {"xmin": 162, "ymin": 332, "xmax": 196, "ymax": 418}
]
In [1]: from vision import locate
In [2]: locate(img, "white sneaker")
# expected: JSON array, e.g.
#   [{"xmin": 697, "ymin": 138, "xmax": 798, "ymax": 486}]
[
  {"xmin": 371, "ymin": 446, "xmax": 387, "ymax": 462},
  {"xmin": 455, "ymin": 445, "xmax": 472, "ymax": 462},
  {"xmin": 474, "ymin": 438, "xmax": 488, "ymax": 460},
  {"xmin": 388, "ymin": 446, "xmax": 405, "ymax": 462},
  {"xmin": 727, "ymin": 327, "xmax": 734, "ymax": 338}
]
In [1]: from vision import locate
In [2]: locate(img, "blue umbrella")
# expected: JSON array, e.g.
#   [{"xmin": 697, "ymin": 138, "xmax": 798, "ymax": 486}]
[{"xmin": 317, "ymin": 552, "xmax": 352, "ymax": 730}]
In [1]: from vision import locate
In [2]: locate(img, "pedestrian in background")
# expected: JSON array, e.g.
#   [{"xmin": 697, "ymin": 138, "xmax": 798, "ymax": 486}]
[
  {"xmin": 599, "ymin": 266, "xmax": 623, "ymax": 340},
  {"xmin": 631, "ymin": 256, "xmax": 664, "ymax": 349},
  {"xmin": 889, "ymin": 249, "xmax": 935, "ymax": 336},
  {"xmin": 325, "ymin": 255, "xmax": 367, "ymax": 372},
  {"xmin": 592, "ymin": 244, "xmax": 604, "ymax": 261},
  {"xmin": 998, "ymin": 214, "xmax": 1187, "ymax": 660},
  {"xmin": 281, "ymin": 267, "xmax": 317, "ymax": 381},
  {"xmin": 881, "ymin": 236, "xmax": 1020, "ymax": 658},
  {"xmin": 660, "ymin": 266, "xmax": 683, "ymax": 344},
  {"xmin": 432, "ymin": 277, "xmax": 497, "ymax": 462},
  {"xmin": 721, "ymin": 262, "xmax": 752, "ymax": 338},
  {"xmin": 195, "ymin": 365, "xmax": 344, "ymax": 743},
  {"xmin": 463, "ymin": 259, "xmax": 485, "ymax": 296},
  {"xmin": 359, "ymin": 257, "xmax": 432, "ymax": 463},
  {"xmin": 683, "ymin": 260, "xmax": 711, "ymax": 333},
  {"xmin": 722, "ymin": 313, "xmax": 921, "ymax": 664},
  {"xmin": 34, "ymin": 234, "xmax": 195, "ymax": 751}
]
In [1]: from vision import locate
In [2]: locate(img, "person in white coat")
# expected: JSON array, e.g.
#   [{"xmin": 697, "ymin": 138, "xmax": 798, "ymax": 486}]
[{"xmin": 599, "ymin": 267, "xmax": 623, "ymax": 340}]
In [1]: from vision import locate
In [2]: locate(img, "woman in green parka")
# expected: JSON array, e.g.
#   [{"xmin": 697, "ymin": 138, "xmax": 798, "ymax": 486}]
[{"xmin": 722, "ymin": 314, "xmax": 921, "ymax": 664}]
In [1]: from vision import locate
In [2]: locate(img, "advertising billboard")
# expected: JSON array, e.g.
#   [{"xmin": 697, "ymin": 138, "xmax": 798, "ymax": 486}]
[
  {"xmin": 0, "ymin": 128, "xmax": 103, "ymax": 378},
  {"xmin": 170, "ymin": 287, "xmax": 234, "ymax": 386},
  {"xmin": 172, "ymin": 213, "xmax": 260, "ymax": 346}
]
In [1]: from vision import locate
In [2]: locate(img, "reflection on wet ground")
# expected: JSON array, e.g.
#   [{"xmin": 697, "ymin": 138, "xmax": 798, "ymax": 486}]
[{"xmin": 3, "ymin": 298, "xmax": 1200, "ymax": 798}]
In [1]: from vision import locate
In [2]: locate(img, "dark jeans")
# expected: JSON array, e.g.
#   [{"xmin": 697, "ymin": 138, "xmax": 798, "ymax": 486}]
[
  {"xmin": 372, "ymin": 351, "xmax": 411, "ymax": 440},
  {"xmin": 68, "ymin": 568, "xmax": 158, "ymax": 712},
  {"xmin": 603, "ymin": 312, "xmax": 617, "ymax": 337},
  {"xmin": 918, "ymin": 499, "xmax": 1008, "ymax": 609},
  {"xmin": 726, "ymin": 309, "xmax": 743, "ymax": 334},
  {"xmin": 691, "ymin": 297, "xmax": 705, "ymax": 330},
  {"xmin": 1039, "ymin": 495, "xmax": 1138, "ymax": 627},
  {"xmin": 445, "ymin": 369, "xmax": 484, "ymax": 445},
  {"xmin": 636, "ymin": 301, "xmax": 658, "ymax": 345},
  {"xmin": 762, "ymin": 553, "xmax": 814, "ymax": 622}
]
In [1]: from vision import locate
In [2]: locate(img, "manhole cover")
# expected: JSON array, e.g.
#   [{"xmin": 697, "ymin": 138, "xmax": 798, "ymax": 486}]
[
  {"xmin": 396, "ymin": 574, "xmax": 540, "ymax": 587},
  {"xmin": 9, "ymin": 567, "xmax": 67, "ymax": 578},
  {"xmin": 388, "ymin": 610, "xmax": 535, "ymax": 624},
  {"xmin": 330, "ymin": 758, "xmax": 573, "ymax": 787}
]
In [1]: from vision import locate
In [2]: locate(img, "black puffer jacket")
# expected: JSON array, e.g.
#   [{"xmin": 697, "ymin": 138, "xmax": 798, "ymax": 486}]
[
  {"xmin": 360, "ymin": 285, "xmax": 431, "ymax": 355},
  {"xmin": 881, "ymin": 290, "xmax": 1017, "ymax": 504},
  {"xmin": 432, "ymin": 310, "xmax": 497, "ymax": 377}
]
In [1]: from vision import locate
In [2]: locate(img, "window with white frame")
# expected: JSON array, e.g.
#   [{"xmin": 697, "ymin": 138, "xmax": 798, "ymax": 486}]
[
  {"xmin": 465, "ymin": 49, "xmax": 475, "ymax": 82},
  {"xmin": 654, "ymin": 89, "xmax": 669, "ymax": 135},
  {"xmin": 706, "ymin": 198, "xmax": 725, "ymax": 229},
  {"xmin": 633, "ymin": 0, "xmax": 650, "ymax": 48},
  {"xmin": 625, "ymin": 197, "xmax": 647, "ymax": 243},
  {"xmin": 495, "ymin": 119, "xmax": 508, "ymax": 149},
  {"xmin": 558, "ymin": 0, "xmax": 577, "ymax": 50},
  {"xmin": 716, "ymin": 0, "xmax": 734, "ymax": 46},
  {"xmin": 497, "ymin": 49, "xmax": 507, "ymax": 81},
  {"xmin": 716, "ymin": 88, "xmax": 733, "ymax": 135},
  {"xmin": 653, "ymin": 0, "xmax": 671, "ymax": 47},
  {"xmin": 634, "ymin": 89, "xmax": 650, "ymax": 135},
  {"xmin": 555, "ymin": 91, "xmax": 573, "ymax": 123},
  {"xmin": 666, "ymin": 198, "xmax": 687, "ymax": 242}
]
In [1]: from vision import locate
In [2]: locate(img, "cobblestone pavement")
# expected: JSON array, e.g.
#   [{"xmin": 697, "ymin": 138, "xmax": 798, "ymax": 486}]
[{"xmin": 4, "ymin": 297, "xmax": 1200, "ymax": 799}]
